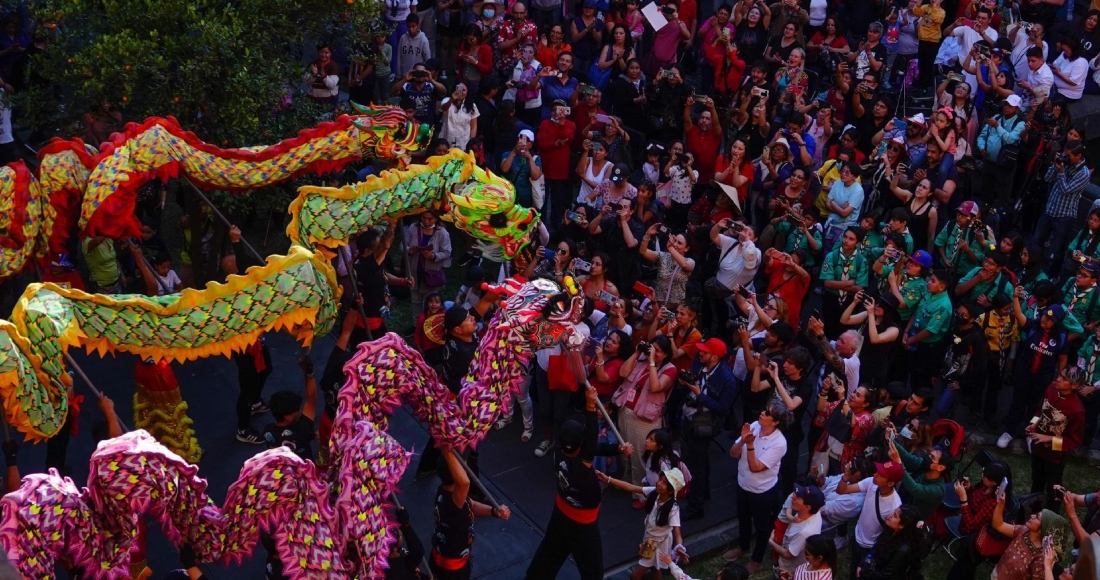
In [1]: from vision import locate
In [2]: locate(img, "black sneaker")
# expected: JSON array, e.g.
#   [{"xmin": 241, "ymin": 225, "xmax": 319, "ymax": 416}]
[
  {"xmin": 236, "ymin": 428, "xmax": 264, "ymax": 445},
  {"xmin": 250, "ymin": 401, "xmax": 270, "ymax": 416}
]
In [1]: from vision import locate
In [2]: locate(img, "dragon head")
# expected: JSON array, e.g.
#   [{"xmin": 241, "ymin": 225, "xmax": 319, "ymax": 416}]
[
  {"xmin": 491, "ymin": 277, "xmax": 587, "ymax": 351},
  {"xmin": 444, "ymin": 163, "xmax": 539, "ymax": 259},
  {"xmin": 348, "ymin": 102, "xmax": 432, "ymax": 162}
]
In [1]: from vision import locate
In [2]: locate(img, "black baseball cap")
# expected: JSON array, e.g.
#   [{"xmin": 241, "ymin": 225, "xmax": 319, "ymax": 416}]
[
  {"xmin": 558, "ymin": 419, "xmax": 585, "ymax": 454},
  {"xmin": 610, "ymin": 163, "xmax": 629, "ymax": 182}
]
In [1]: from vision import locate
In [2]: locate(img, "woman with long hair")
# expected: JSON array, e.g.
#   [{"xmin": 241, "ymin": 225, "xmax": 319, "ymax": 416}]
[
  {"xmin": 640, "ymin": 226, "xmax": 695, "ymax": 307},
  {"xmin": 889, "ymin": 174, "xmax": 938, "ymax": 253},
  {"xmin": 768, "ymin": 166, "xmax": 814, "ymax": 222},
  {"xmin": 648, "ymin": 300, "xmax": 703, "ymax": 372},
  {"xmin": 590, "ymin": 328, "xmax": 634, "ymax": 397},
  {"xmin": 806, "ymin": 16, "xmax": 850, "ymax": 73},
  {"xmin": 579, "ymin": 251, "xmax": 620, "ymax": 312},
  {"xmin": 732, "ymin": 2, "xmax": 771, "ymax": 64},
  {"xmin": 1067, "ymin": 208, "xmax": 1100, "ymax": 269},
  {"xmin": 945, "ymin": 461, "xmax": 1014, "ymax": 580},
  {"xmin": 595, "ymin": 24, "xmax": 635, "ymax": 85},
  {"xmin": 586, "ymin": 116, "xmax": 629, "ymax": 164},
  {"xmin": 439, "ymin": 83, "xmax": 480, "ymax": 150},
  {"xmin": 865, "ymin": 136, "xmax": 909, "ymax": 213},
  {"xmin": 840, "ymin": 291, "xmax": 901, "ymax": 388},
  {"xmin": 576, "ymin": 139, "xmax": 613, "ymax": 207},
  {"xmin": 714, "ymin": 138, "xmax": 755, "ymax": 208},
  {"xmin": 785, "ymin": 534, "xmax": 837, "ymax": 579},
  {"xmin": 614, "ymin": 336, "xmax": 678, "ymax": 500},
  {"xmin": 857, "ymin": 506, "xmax": 930, "ymax": 580},
  {"xmin": 1011, "ymin": 242, "xmax": 1049, "ymax": 295},
  {"xmin": 305, "ymin": 44, "xmax": 340, "ymax": 104},
  {"xmin": 456, "ymin": 24, "xmax": 494, "ymax": 94},
  {"xmin": 1052, "ymin": 36, "xmax": 1089, "ymax": 101}
]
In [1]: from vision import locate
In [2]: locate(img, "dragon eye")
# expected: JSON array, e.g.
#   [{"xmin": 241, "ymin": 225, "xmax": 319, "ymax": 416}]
[
  {"xmin": 394, "ymin": 123, "xmax": 409, "ymax": 142},
  {"xmin": 489, "ymin": 213, "xmax": 508, "ymax": 228}
]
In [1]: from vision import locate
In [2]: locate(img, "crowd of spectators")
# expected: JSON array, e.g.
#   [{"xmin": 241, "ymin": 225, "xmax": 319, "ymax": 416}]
[{"xmin": 14, "ymin": 0, "xmax": 1100, "ymax": 575}]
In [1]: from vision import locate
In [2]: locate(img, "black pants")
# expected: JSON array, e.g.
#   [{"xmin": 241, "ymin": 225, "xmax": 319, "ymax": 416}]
[
  {"xmin": 1031, "ymin": 454, "xmax": 1066, "ymax": 509},
  {"xmin": 1082, "ymin": 392, "xmax": 1100, "ymax": 448},
  {"xmin": 821, "ymin": 292, "xmax": 846, "ymax": 338},
  {"xmin": 45, "ymin": 412, "xmax": 75, "ymax": 472},
  {"xmin": 680, "ymin": 427, "xmax": 711, "ymax": 512},
  {"xmin": 1004, "ymin": 368, "xmax": 1055, "ymax": 437},
  {"xmin": 525, "ymin": 507, "xmax": 603, "ymax": 580},
  {"xmin": 849, "ymin": 541, "xmax": 871, "ymax": 580},
  {"xmin": 946, "ymin": 533, "xmax": 992, "ymax": 580},
  {"xmin": 779, "ymin": 428, "xmax": 804, "ymax": 498},
  {"xmin": 917, "ymin": 40, "xmax": 939, "ymax": 89},
  {"xmin": 736, "ymin": 483, "xmax": 779, "ymax": 563},
  {"xmin": 908, "ymin": 341, "xmax": 945, "ymax": 395},
  {"xmin": 236, "ymin": 365, "xmax": 272, "ymax": 430},
  {"xmin": 546, "ymin": 179, "xmax": 572, "ymax": 229},
  {"xmin": 981, "ymin": 357, "xmax": 1007, "ymax": 426}
]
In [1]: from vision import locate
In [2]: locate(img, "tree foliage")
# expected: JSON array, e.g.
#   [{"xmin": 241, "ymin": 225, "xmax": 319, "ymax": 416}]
[{"xmin": 21, "ymin": 0, "xmax": 382, "ymax": 146}]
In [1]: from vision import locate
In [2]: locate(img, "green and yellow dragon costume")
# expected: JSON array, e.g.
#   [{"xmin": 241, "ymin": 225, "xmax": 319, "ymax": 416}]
[{"xmin": 0, "ymin": 106, "xmax": 538, "ymax": 443}]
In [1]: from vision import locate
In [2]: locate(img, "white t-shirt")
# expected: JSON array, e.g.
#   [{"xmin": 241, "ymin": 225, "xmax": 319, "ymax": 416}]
[
  {"xmin": 440, "ymin": 99, "xmax": 481, "ymax": 150},
  {"xmin": 1052, "ymin": 54, "xmax": 1087, "ymax": 99},
  {"xmin": 716, "ymin": 235, "xmax": 760, "ymax": 290},
  {"xmin": 954, "ymin": 25, "xmax": 998, "ymax": 91},
  {"xmin": 808, "ymin": 0, "xmax": 828, "ymax": 26},
  {"xmin": 736, "ymin": 421, "xmax": 787, "ymax": 493},
  {"xmin": 854, "ymin": 478, "xmax": 903, "ymax": 548},
  {"xmin": 780, "ymin": 512, "xmax": 824, "ymax": 574},
  {"xmin": 1010, "ymin": 31, "xmax": 1047, "ymax": 84},
  {"xmin": 1026, "ymin": 63, "xmax": 1055, "ymax": 100},
  {"xmin": 153, "ymin": 269, "xmax": 182, "ymax": 296},
  {"xmin": 642, "ymin": 486, "xmax": 682, "ymax": 532}
]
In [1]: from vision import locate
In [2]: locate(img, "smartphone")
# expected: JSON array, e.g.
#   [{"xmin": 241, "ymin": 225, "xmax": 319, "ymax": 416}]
[
  {"xmin": 598, "ymin": 290, "xmax": 617, "ymax": 304},
  {"xmin": 1043, "ymin": 535, "xmax": 1053, "ymax": 552},
  {"xmin": 1053, "ymin": 487, "xmax": 1065, "ymax": 502},
  {"xmin": 565, "ymin": 210, "xmax": 586, "ymax": 222},
  {"xmin": 543, "ymin": 248, "xmax": 556, "ymax": 259},
  {"xmin": 960, "ymin": 18, "xmax": 975, "ymax": 27},
  {"xmin": 580, "ymin": 84, "xmax": 596, "ymax": 96},
  {"xmin": 721, "ymin": 27, "xmax": 731, "ymax": 39},
  {"xmin": 893, "ymin": 119, "xmax": 907, "ymax": 132},
  {"xmin": 633, "ymin": 281, "xmax": 654, "ymax": 297},
  {"xmin": 996, "ymin": 477, "xmax": 1008, "ymax": 497},
  {"xmin": 562, "ymin": 106, "xmax": 571, "ymax": 116},
  {"xmin": 574, "ymin": 259, "xmax": 592, "ymax": 272},
  {"xmin": 789, "ymin": 86, "xmax": 803, "ymax": 95},
  {"xmin": 595, "ymin": 113, "xmax": 613, "ymax": 124},
  {"xmin": 735, "ymin": 285, "xmax": 751, "ymax": 299}
]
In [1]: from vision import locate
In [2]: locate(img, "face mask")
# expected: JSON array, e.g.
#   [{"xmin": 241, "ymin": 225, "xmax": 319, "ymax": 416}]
[
  {"xmin": 900, "ymin": 425, "xmax": 914, "ymax": 439},
  {"xmin": 483, "ymin": 8, "xmax": 495, "ymax": 17}
]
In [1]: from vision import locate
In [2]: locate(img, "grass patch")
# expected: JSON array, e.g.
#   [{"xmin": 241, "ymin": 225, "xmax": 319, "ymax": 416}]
[{"xmin": 680, "ymin": 449, "xmax": 1100, "ymax": 579}]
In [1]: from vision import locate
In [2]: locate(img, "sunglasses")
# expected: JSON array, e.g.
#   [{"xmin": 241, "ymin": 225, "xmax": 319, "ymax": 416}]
[
  {"xmin": 557, "ymin": 248, "xmax": 569, "ymax": 254},
  {"xmin": 887, "ymin": 145, "xmax": 902, "ymax": 152}
]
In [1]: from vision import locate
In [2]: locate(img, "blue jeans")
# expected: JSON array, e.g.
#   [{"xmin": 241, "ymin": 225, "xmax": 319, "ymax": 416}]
[{"xmin": 1033, "ymin": 213, "xmax": 1075, "ymax": 278}]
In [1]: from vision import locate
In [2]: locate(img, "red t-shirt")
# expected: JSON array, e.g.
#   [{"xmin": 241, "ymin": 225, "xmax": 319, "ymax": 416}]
[
  {"xmin": 713, "ymin": 155, "xmax": 754, "ymax": 206},
  {"xmin": 685, "ymin": 125, "xmax": 722, "ymax": 183},
  {"xmin": 536, "ymin": 118, "xmax": 577, "ymax": 180},
  {"xmin": 765, "ymin": 257, "xmax": 810, "ymax": 329},
  {"xmin": 590, "ymin": 358, "xmax": 625, "ymax": 397},
  {"xmin": 571, "ymin": 106, "xmax": 606, "ymax": 151},
  {"xmin": 42, "ymin": 269, "xmax": 86, "ymax": 291}
]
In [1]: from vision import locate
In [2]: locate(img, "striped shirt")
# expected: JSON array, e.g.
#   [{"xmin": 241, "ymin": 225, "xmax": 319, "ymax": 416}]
[{"xmin": 1044, "ymin": 160, "xmax": 1090, "ymax": 218}]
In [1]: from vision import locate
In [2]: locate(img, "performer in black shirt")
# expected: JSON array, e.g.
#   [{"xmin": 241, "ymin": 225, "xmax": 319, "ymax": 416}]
[
  {"xmin": 525, "ymin": 385, "xmax": 634, "ymax": 580},
  {"xmin": 431, "ymin": 449, "xmax": 511, "ymax": 579}
]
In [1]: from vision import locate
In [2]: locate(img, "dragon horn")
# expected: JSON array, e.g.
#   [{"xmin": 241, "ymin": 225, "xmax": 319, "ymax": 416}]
[{"xmin": 349, "ymin": 101, "xmax": 371, "ymax": 114}]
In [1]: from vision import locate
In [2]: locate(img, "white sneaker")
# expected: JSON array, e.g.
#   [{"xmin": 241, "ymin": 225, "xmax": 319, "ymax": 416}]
[
  {"xmin": 534, "ymin": 439, "xmax": 554, "ymax": 457},
  {"xmin": 521, "ymin": 427, "xmax": 534, "ymax": 443},
  {"xmin": 997, "ymin": 432, "xmax": 1013, "ymax": 449},
  {"xmin": 494, "ymin": 415, "xmax": 513, "ymax": 430}
]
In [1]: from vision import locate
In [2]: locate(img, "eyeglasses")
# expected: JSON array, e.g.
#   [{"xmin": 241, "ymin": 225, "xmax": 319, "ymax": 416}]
[
  {"xmin": 839, "ymin": 168, "xmax": 853, "ymax": 175},
  {"xmin": 557, "ymin": 248, "xmax": 569, "ymax": 255},
  {"xmin": 790, "ymin": 174, "xmax": 806, "ymax": 181},
  {"xmin": 764, "ymin": 302, "xmax": 778, "ymax": 310}
]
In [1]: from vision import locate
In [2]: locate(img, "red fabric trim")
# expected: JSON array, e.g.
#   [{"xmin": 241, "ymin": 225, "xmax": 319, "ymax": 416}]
[
  {"xmin": 5, "ymin": 162, "xmax": 31, "ymax": 249},
  {"xmin": 82, "ymin": 115, "xmax": 368, "ymax": 239},
  {"xmin": 555, "ymin": 496, "xmax": 599, "ymax": 524},
  {"xmin": 430, "ymin": 550, "xmax": 470, "ymax": 571}
]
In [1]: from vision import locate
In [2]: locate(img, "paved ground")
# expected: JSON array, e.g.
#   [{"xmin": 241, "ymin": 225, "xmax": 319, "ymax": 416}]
[{"xmin": 12, "ymin": 326, "xmax": 741, "ymax": 579}]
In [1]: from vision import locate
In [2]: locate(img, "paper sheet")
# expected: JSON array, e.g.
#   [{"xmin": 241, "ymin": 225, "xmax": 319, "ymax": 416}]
[{"xmin": 642, "ymin": 2, "xmax": 667, "ymax": 31}]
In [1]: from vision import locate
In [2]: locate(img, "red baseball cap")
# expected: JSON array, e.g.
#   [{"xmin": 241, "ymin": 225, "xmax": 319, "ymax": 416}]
[
  {"xmin": 696, "ymin": 338, "xmax": 728, "ymax": 358},
  {"xmin": 875, "ymin": 461, "xmax": 905, "ymax": 483}
]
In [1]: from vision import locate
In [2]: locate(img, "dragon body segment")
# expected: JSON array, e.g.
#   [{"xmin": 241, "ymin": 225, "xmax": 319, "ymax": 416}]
[
  {"xmin": 0, "ymin": 106, "xmax": 430, "ymax": 279},
  {"xmin": 0, "ymin": 278, "xmax": 581, "ymax": 580}
]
